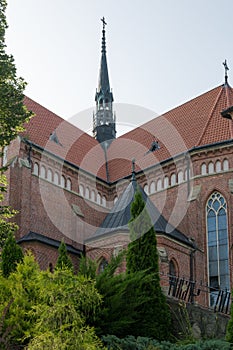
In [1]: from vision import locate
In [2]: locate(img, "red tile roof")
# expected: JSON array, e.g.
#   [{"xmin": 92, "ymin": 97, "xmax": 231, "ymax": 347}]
[
  {"xmin": 23, "ymin": 84, "xmax": 233, "ymax": 183},
  {"xmin": 106, "ymin": 84, "xmax": 233, "ymax": 182},
  {"xmin": 23, "ymin": 96, "xmax": 107, "ymax": 180}
]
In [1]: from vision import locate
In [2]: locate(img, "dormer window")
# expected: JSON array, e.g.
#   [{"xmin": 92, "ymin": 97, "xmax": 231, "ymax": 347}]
[
  {"xmin": 49, "ymin": 131, "xmax": 61, "ymax": 145},
  {"xmin": 145, "ymin": 139, "xmax": 160, "ymax": 155}
]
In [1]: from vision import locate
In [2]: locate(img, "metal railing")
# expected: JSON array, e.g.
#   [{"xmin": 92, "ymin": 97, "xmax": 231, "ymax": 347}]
[{"xmin": 164, "ymin": 274, "xmax": 231, "ymax": 315}]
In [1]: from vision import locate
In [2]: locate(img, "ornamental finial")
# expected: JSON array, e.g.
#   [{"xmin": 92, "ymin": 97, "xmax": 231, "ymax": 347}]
[{"xmin": 223, "ymin": 59, "xmax": 229, "ymax": 84}]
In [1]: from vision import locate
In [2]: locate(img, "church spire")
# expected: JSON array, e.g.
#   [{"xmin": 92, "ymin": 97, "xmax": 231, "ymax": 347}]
[
  {"xmin": 93, "ymin": 17, "xmax": 116, "ymax": 148},
  {"xmin": 97, "ymin": 17, "xmax": 110, "ymax": 95}
]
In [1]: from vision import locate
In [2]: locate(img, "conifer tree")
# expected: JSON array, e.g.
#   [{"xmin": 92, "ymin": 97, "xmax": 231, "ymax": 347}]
[
  {"xmin": 55, "ymin": 239, "xmax": 74, "ymax": 271},
  {"xmin": 1, "ymin": 231, "xmax": 23, "ymax": 277},
  {"xmin": 126, "ymin": 187, "xmax": 171, "ymax": 340}
]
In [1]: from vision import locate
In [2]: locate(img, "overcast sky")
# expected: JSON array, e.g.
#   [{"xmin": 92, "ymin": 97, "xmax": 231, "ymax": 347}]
[{"xmin": 5, "ymin": 0, "xmax": 233, "ymax": 135}]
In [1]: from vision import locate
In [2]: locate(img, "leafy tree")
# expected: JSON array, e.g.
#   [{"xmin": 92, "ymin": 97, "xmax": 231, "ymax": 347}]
[
  {"xmin": 0, "ymin": 253, "xmax": 105, "ymax": 349},
  {"xmin": 125, "ymin": 187, "xmax": 171, "ymax": 340},
  {"xmin": 27, "ymin": 269, "xmax": 104, "ymax": 349},
  {"xmin": 55, "ymin": 239, "xmax": 73, "ymax": 272},
  {"xmin": 0, "ymin": 0, "xmax": 33, "ymax": 245},
  {"xmin": 1, "ymin": 230, "xmax": 24, "ymax": 277},
  {"xmin": 0, "ymin": 0, "xmax": 32, "ymax": 149}
]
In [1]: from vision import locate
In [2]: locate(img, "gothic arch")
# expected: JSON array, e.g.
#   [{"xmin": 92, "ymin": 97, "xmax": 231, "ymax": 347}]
[
  {"xmin": 40, "ymin": 165, "xmax": 46, "ymax": 179},
  {"xmin": 85, "ymin": 187, "xmax": 90, "ymax": 199},
  {"xmin": 169, "ymin": 258, "xmax": 179, "ymax": 277},
  {"xmin": 208, "ymin": 161, "xmax": 214, "ymax": 174},
  {"xmin": 201, "ymin": 162, "xmax": 207, "ymax": 175},
  {"xmin": 79, "ymin": 184, "xmax": 84, "ymax": 196},
  {"xmin": 143, "ymin": 184, "xmax": 149, "ymax": 195},
  {"xmin": 47, "ymin": 168, "xmax": 53, "ymax": 182},
  {"xmin": 33, "ymin": 162, "xmax": 39, "ymax": 176},
  {"xmin": 223, "ymin": 158, "xmax": 229, "ymax": 171},
  {"xmin": 149, "ymin": 181, "xmax": 156, "ymax": 194},
  {"xmin": 98, "ymin": 257, "xmax": 108, "ymax": 273},
  {"xmin": 206, "ymin": 191, "xmax": 230, "ymax": 306},
  {"xmin": 215, "ymin": 160, "xmax": 221, "ymax": 173},
  {"xmin": 66, "ymin": 178, "xmax": 72, "ymax": 191},
  {"xmin": 170, "ymin": 173, "xmax": 176, "ymax": 186}
]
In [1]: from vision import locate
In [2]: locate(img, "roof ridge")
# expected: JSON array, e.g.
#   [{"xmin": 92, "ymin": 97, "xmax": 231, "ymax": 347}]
[
  {"xmin": 196, "ymin": 86, "xmax": 223, "ymax": 147},
  {"xmin": 118, "ymin": 85, "xmax": 224, "ymax": 140}
]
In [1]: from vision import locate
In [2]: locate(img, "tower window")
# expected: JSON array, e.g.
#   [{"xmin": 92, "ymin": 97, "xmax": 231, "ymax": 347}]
[{"xmin": 206, "ymin": 192, "xmax": 230, "ymax": 307}]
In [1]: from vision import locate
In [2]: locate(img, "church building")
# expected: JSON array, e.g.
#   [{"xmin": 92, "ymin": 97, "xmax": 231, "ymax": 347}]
[{"xmin": 3, "ymin": 18, "xmax": 233, "ymax": 310}]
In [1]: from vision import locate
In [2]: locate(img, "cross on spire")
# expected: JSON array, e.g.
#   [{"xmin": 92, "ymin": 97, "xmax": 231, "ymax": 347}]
[
  {"xmin": 101, "ymin": 17, "xmax": 107, "ymax": 30},
  {"xmin": 223, "ymin": 59, "xmax": 229, "ymax": 84},
  {"xmin": 131, "ymin": 158, "xmax": 136, "ymax": 181}
]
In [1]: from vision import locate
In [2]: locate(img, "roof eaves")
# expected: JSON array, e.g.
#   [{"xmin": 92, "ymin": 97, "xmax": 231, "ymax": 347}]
[
  {"xmin": 17, "ymin": 231, "xmax": 82, "ymax": 256},
  {"xmin": 23, "ymin": 138, "xmax": 109, "ymax": 185}
]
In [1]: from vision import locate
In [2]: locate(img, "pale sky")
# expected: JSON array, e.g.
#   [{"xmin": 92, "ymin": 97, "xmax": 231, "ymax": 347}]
[{"xmin": 5, "ymin": 0, "xmax": 233, "ymax": 135}]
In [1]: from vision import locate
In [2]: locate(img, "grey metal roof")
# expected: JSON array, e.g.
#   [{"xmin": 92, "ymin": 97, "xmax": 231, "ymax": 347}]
[
  {"xmin": 86, "ymin": 178, "xmax": 194, "ymax": 248},
  {"xmin": 17, "ymin": 231, "xmax": 82, "ymax": 255}
]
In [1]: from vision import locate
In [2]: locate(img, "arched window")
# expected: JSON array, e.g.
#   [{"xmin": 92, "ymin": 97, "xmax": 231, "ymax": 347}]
[
  {"xmin": 201, "ymin": 163, "xmax": 207, "ymax": 175},
  {"xmin": 102, "ymin": 196, "xmax": 107, "ymax": 207},
  {"xmin": 54, "ymin": 172, "xmax": 59, "ymax": 185},
  {"xmin": 113, "ymin": 196, "xmax": 118, "ymax": 204},
  {"xmin": 157, "ymin": 178, "xmax": 162, "ymax": 191},
  {"xmin": 61, "ymin": 175, "xmax": 66, "ymax": 188},
  {"xmin": 33, "ymin": 162, "xmax": 39, "ymax": 176},
  {"xmin": 215, "ymin": 160, "xmax": 221, "ymax": 173},
  {"xmin": 67, "ymin": 178, "xmax": 72, "ymax": 191},
  {"xmin": 223, "ymin": 159, "xmax": 229, "ymax": 171},
  {"xmin": 40, "ymin": 165, "xmax": 46, "ymax": 178},
  {"xmin": 85, "ymin": 187, "xmax": 90, "ymax": 199},
  {"xmin": 164, "ymin": 176, "xmax": 169, "ymax": 189},
  {"xmin": 170, "ymin": 173, "xmax": 176, "ymax": 186},
  {"xmin": 206, "ymin": 192, "xmax": 230, "ymax": 307},
  {"xmin": 79, "ymin": 184, "xmax": 84, "ymax": 196},
  {"xmin": 144, "ymin": 184, "xmax": 149, "ymax": 195},
  {"xmin": 47, "ymin": 168, "xmax": 53, "ymax": 182},
  {"xmin": 208, "ymin": 162, "xmax": 214, "ymax": 174},
  {"xmin": 98, "ymin": 258, "xmax": 108, "ymax": 273},
  {"xmin": 91, "ymin": 190, "xmax": 96, "ymax": 202},
  {"xmin": 150, "ymin": 181, "xmax": 156, "ymax": 194},
  {"xmin": 178, "ymin": 170, "xmax": 183, "ymax": 184},
  {"xmin": 169, "ymin": 259, "xmax": 177, "ymax": 277},
  {"xmin": 97, "ymin": 193, "xmax": 101, "ymax": 205}
]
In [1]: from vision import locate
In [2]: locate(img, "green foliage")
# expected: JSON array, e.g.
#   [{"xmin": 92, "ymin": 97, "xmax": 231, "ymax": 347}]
[
  {"xmin": 55, "ymin": 239, "xmax": 74, "ymax": 272},
  {"xmin": 226, "ymin": 299, "xmax": 233, "ymax": 343},
  {"xmin": 0, "ymin": 0, "xmax": 33, "ymax": 150},
  {"xmin": 0, "ymin": 174, "xmax": 18, "ymax": 246},
  {"xmin": 1, "ymin": 231, "xmax": 23, "ymax": 277},
  {"xmin": 102, "ymin": 334, "xmax": 161, "ymax": 349},
  {"xmin": 102, "ymin": 335, "xmax": 231, "ymax": 350},
  {"xmin": 127, "ymin": 187, "xmax": 159, "ymax": 274},
  {"xmin": 125, "ymin": 188, "xmax": 171, "ymax": 340},
  {"xmin": 0, "ymin": 0, "xmax": 33, "ymax": 247},
  {"xmin": 0, "ymin": 253, "xmax": 104, "ymax": 349},
  {"xmin": 79, "ymin": 254, "xmax": 98, "ymax": 279}
]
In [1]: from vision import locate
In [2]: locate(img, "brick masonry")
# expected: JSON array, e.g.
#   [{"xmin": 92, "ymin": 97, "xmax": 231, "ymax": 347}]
[{"xmin": 3, "ymin": 136, "xmax": 233, "ymax": 310}]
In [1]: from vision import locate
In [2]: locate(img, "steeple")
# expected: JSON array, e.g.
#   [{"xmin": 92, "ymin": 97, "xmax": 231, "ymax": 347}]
[{"xmin": 93, "ymin": 17, "xmax": 116, "ymax": 148}]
